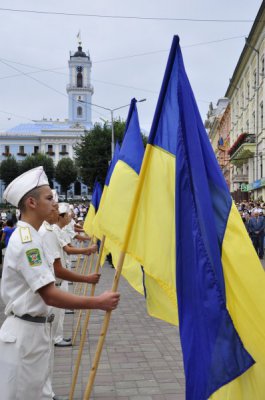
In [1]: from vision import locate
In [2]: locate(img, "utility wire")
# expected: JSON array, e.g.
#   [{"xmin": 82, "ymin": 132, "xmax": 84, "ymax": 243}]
[
  {"xmin": 0, "ymin": 58, "xmax": 109, "ymax": 119},
  {"xmin": 0, "ymin": 7, "xmax": 255, "ymax": 23}
]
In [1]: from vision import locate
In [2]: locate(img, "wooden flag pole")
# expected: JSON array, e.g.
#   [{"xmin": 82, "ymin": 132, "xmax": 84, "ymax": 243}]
[
  {"xmin": 72, "ymin": 241, "xmax": 96, "ymax": 346},
  {"xmin": 69, "ymin": 235, "xmax": 106, "ymax": 400},
  {"xmin": 82, "ymin": 250, "xmax": 125, "ymax": 399},
  {"xmin": 74, "ymin": 255, "xmax": 88, "ymax": 295},
  {"xmin": 73, "ymin": 241, "xmax": 84, "ymax": 272},
  {"xmin": 82, "ymin": 145, "xmax": 152, "ymax": 399}
]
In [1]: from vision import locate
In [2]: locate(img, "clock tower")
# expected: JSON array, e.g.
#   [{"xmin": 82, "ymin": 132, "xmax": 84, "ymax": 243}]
[{"xmin": 67, "ymin": 38, "xmax": 93, "ymax": 127}]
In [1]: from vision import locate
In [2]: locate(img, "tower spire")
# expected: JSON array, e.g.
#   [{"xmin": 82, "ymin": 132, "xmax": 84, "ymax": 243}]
[{"xmin": 77, "ymin": 30, "xmax": 82, "ymax": 47}]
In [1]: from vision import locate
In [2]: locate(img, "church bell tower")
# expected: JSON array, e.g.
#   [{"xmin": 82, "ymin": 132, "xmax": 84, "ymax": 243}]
[{"xmin": 67, "ymin": 35, "xmax": 93, "ymax": 127}]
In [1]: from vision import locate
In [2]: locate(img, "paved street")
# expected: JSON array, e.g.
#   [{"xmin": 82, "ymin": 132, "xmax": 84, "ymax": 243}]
[{"xmin": 0, "ymin": 258, "xmax": 186, "ymax": 400}]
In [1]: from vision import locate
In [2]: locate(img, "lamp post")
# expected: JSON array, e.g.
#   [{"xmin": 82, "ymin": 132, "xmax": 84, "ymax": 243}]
[{"xmin": 78, "ymin": 98, "xmax": 146, "ymax": 159}]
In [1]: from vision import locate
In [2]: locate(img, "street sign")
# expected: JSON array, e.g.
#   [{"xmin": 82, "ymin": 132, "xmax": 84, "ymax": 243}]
[{"xmin": 240, "ymin": 183, "xmax": 248, "ymax": 192}]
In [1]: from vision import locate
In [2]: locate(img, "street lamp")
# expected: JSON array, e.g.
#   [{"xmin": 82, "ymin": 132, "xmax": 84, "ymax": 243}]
[{"xmin": 78, "ymin": 98, "xmax": 146, "ymax": 159}]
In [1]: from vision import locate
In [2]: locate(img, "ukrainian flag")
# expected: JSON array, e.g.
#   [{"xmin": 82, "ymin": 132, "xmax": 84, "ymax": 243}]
[
  {"xmin": 125, "ymin": 36, "xmax": 265, "ymax": 399},
  {"xmin": 96, "ymin": 98, "xmax": 145, "ymax": 294},
  {"xmin": 83, "ymin": 181, "xmax": 102, "ymax": 238},
  {"xmin": 92, "ymin": 143, "xmax": 120, "ymax": 242}
]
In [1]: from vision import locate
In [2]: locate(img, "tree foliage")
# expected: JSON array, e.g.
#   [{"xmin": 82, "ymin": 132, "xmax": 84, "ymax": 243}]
[
  {"xmin": 20, "ymin": 154, "xmax": 55, "ymax": 185},
  {"xmin": 55, "ymin": 157, "xmax": 77, "ymax": 196},
  {"xmin": 74, "ymin": 119, "xmax": 127, "ymax": 188},
  {"xmin": 0, "ymin": 156, "xmax": 19, "ymax": 186}
]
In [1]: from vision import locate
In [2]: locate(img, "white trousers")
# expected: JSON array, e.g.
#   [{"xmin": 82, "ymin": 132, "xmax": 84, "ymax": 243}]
[
  {"xmin": 54, "ymin": 280, "xmax": 68, "ymax": 344},
  {"xmin": 43, "ymin": 281, "xmax": 69, "ymax": 398},
  {"xmin": 0, "ymin": 315, "xmax": 52, "ymax": 400}
]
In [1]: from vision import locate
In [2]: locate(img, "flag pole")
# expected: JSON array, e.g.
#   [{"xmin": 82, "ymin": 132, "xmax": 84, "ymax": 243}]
[
  {"xmin": 82, "ymin": 145, "xmax": 153, "ymax": 399},
  {"xmin": 69, "ymin": 235, "xmax": 106, "ymax": 400},
  {"xmin": 72, "ymin": 238, "xmax": 96, "ymax": 346},
  {"xmin": 72, "ymin": 241, "xmax": 84, "ymax": 271}
]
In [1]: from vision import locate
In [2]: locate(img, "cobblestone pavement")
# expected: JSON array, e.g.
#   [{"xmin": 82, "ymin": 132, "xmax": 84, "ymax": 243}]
[{"xmin": 0, "ymin": 258, "xmax": 186, "ymax": 400}]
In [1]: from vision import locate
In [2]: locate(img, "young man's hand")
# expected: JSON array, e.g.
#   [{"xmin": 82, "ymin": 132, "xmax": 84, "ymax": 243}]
[
  {"xmin": 83, "ymin": 244, "xmax": 97, "ymax": 256},
  {"xmin": 86, "ymin": 273, "xmax": 101, "ymax": 284},
  {"xmin": 96, "ymin": 291, "xmax": 120, "ymax": 311}
]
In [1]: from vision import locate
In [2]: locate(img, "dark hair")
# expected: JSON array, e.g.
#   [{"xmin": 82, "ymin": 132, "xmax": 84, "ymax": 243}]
[
  {"xmin": 6, "ymin": 219, "xmax": 14, "ymax": 227},
  {"xmin": 18, "ymin": 187, "xmax": 42, "ymax": 213}
]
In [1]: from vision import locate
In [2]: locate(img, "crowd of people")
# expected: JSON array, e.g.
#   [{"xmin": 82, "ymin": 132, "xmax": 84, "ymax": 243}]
[{"xmin": 238, "ymin": 201, "xmax": 265, "ymax": 259}]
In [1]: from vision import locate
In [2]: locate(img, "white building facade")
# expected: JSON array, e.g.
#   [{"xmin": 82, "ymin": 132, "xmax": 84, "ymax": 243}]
[{"xmin": 0, "ymin": 41, "xmax": 93, "ymax": 200}]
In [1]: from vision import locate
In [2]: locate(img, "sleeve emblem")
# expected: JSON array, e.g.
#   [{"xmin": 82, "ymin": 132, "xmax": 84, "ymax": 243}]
[{"xmin": 26, "ymin": 248, "xmax": 42, "ymax": 267}]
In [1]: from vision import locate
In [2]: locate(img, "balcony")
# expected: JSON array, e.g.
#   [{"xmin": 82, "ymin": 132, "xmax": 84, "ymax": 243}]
[
  {"xmin": 66, "ymin": 83, "xmax": 94, "ymax": 93},
  {"xmin": 17, "ymin": 152, "xmax": 27, "ymax": 156},
  {"xmin": 228, "ymin": 133, "xmax": 255, "ymax": 167},
  {"xmin": 59, "ymin": 151, "xmax": 69, "ymax": 155},
  {"xmin": 46, "ymin": 151, "xmax": 55, "ymax": 156},
  {"xmin": 2, "ymin": 152, "xmax": 11, "ymax": 157},
  {"xmin": 232, "ymin": 174, "xmax": 249, "ymax": 183}
]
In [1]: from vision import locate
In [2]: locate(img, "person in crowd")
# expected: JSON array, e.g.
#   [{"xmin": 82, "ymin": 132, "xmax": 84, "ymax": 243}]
[
  {"xmin": 0, "ymin": 166, "xmax": 120, "ymax": 400},
  {"xmin": 248, "ymin": 210, "xmax": 265, "ymax": 259},
  {"xmin": 1, "ymin": 219, "xmax": 16, "ymax": 248}
]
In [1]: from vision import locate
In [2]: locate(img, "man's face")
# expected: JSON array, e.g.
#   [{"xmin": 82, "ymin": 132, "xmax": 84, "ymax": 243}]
[
  {"xmin": 45, "ymin": 202, "xmax": 59, "ymax": 225},
  {"xmin": 35, "ymin": 186, "xmax": 57, "ymax": 220}
]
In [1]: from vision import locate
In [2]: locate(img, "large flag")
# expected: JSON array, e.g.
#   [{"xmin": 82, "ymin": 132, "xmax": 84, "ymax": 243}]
[
  {"xmin": 125, "ymin": 36, "xmax": 265, "ymax": 399},
  {"xmin": 97, "ymin": 98, "xmax": 145, "ymax": 294},
  {"xmin": 83, "ymin": 180, "xmax": 102, "ymax": 238},
  {"xmin": 92, "ymin": 142, "xmax": 120, "ymax": 241}
]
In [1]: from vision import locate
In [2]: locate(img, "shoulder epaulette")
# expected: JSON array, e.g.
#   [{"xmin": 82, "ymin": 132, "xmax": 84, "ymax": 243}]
[
  {"xmin": 19, "ymin": 227, "xmax": 32, "ymax": 243},
  {"xmin": 44, "ymin": 221, "xmax": 53, "ymax": 231}
]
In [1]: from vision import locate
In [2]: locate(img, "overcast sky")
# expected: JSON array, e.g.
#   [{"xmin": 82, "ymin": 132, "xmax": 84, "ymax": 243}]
[{"xmin": 0, "ymin": 0, "xmax": 262, "ymax": 133}]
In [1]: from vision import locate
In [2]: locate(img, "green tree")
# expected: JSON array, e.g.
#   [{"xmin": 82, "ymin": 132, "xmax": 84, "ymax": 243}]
[
  {"xmin": 74, "ymin": 119, "xmax": 126, "ymax": 188},
  {"xmin": 20, "ymin": 153, "xmax": 55, "ymax": 185},
  {"xmin": 55, "ymin": 158, "xmax": 77, "ymax": 197},
  {"xmin": 0, "ymin": 156, "xmax": 19, "ymax": 186}
]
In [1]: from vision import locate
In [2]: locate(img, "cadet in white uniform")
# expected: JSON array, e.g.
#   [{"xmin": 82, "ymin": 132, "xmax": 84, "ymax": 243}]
[
  {"xmin": 0, "ymin": 167, "xmax": 120, "ymax": 400},
  {"xmin": 39, "ymin": 198, "xmax": 99, "ymax": 400}
]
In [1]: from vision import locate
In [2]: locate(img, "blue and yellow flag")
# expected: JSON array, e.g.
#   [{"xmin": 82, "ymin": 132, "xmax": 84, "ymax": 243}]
[
  {"xmin": 126, "ymin": 36, "xmax": 265, "ymax": 399},
  {"xmin": 97, "ymin": 98, "xmax": 145, "ymax": 294},
  {"xmin": 92, "ymin": 143, "xmax": 120, "ymax": 241},
  {"xmin": 83, "ymin": 180, "xmax": 102, "ymax": 237}
]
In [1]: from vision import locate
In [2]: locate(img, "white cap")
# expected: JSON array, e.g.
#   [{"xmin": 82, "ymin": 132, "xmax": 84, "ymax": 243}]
[
  {"xmin": 3, "ymin": 166, "xmax": 49, "ymax": 207},
  {"xmin": 51, "ymin": 189, "xmax": 58, "ymax": 202},
  {"xmin": 58, "ymin": 202, "xmax": 70, "ymax": 214},
  {"xmin": 69, "ymin": 204, "xmax": 74, "ymax": 210},
  {"xmin": 77, "ymin": 216, "xmax": 83, "ymax": 221}
]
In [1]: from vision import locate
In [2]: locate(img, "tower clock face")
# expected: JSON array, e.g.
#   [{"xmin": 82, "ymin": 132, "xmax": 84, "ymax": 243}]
[{"xmin": 76, "ymin": 66, "xmax": 83, "ymax": 72}]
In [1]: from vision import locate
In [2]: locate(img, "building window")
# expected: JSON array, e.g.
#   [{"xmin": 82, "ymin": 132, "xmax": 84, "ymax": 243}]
[
  {"xmin": 77, "ymin": 72, "xmax": 83, "ymax": 88},
  {"xmin": 260, "ymin": 155, "xmax": 263, "ymax": 179},
  {"xmin": 247, "ymin": 82, "xmax": 250, "ymax": 98},
  {"xmin": 59, "ymin": 144, "xmax": 68, "ymax": 155},
  {"xmin": 17, "ymin": 145, "xmax": 26, "ymax": 156},
  {"xmin": 2, "ymin": 145, "xmax": 10, "ymax": 156},
  {"xmin": 253, "ymin": 111, "xmax": 256, "ymax": 133},
  {"xmin": 261, "ymin": 102, "xmax": 264, "ymax": 130},
  {"xmin": 241, "ymin": 91, "xmax": 244, "ymax": 107},
  {"xmin": 262, "ymin": 57, "xmax": 265, "ymax": 76},
  {"xmin": 77, "ymin": 106, "xmax": 83, "ymax": 117},
  {"xmin": 46, "ymin": 144, "xmax": 55, "ymax": 156},
  {"xmin": 246, "ymin": 120, "xmax": 249, "ymax": 133},
  {"xmin": 33, "ymin": 146, "xmax": 39, "ymax": 155},
  {"xmin": 253, "ymin": 70, "xmax": 257, "ymax": 88}
]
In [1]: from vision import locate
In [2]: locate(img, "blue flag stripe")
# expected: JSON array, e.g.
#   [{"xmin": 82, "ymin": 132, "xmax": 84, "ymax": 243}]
[
  {"xmin": 105, "ymin": 142, "xmax": 120, "ymax": 186},
  {"xmin": 118, "ymin": 98, "xmax": 144, "ymax": 175}
]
